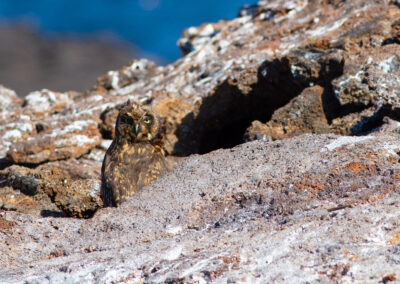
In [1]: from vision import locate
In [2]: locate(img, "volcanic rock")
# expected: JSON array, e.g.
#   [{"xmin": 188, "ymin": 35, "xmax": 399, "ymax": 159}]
[
  {"xmin": 249, "ymin": 85, "xmax": 330, "ymax": 140},
  {"xmin": 243, "ymin": 120, "xmax": 271, "ymax": 142},
  {"xmin": 1, "ymin": 0, "xmax": 400, "ymax": 161},
  {"xmin": 0, "ymin": 165, "xmax": 65, "ymax": 217},
  {"xmin": 1, "ymin": 0, "xmax": 400, "ymax": 282},
  {"xmin": 0, "ymin": 165, "xmax": 101, "ymax": 218},
  {"xmin": 0, "ymin": 85, "xmax": 22, "ymax": 108},
  {"xmin": 1, "ymin": 134, "xmax": 400, "ymax": 282},
  {"xmin": 6, "ymin": 119, "xmax": 101, "ymax": 164}
]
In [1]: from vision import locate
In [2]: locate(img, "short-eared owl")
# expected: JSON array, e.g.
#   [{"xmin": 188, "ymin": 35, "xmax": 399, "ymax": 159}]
[{"xmin": 101, "ymin": 100, "xmax": 167, "ymax": 207}]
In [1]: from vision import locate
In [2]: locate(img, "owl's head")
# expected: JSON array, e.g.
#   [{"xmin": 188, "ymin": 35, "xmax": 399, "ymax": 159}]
[{"xmin": 115, "ymin": 100, "xmax": 161, "ymax": 143}]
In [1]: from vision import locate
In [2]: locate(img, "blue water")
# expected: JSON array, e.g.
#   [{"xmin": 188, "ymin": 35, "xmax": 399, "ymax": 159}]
[{"xmin": 0, "ymin": 0, "xmax": 256, "ymax": 62}]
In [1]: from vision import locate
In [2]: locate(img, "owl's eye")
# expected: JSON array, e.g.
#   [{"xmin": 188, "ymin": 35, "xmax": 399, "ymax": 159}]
[
  {"xmin": 120, "ymin": 114, "xmax": 134, "ymax": 125},
  {"xmin": 143, "ymin": 116, "xmax": 152, "ymax": 124}
]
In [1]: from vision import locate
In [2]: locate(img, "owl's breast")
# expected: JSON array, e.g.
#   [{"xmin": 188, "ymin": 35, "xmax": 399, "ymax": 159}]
[
  {"xmin": 120, "ymin": 144, "xmax": 148, "ymax": 164},
  {"xmin": 102, "ymin": 140, "xmax": 167, "ymax": 206}
]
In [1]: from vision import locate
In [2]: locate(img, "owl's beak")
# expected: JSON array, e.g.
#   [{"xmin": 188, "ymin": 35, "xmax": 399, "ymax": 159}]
[{"xmin": 134, "ymin": 123, "xmax": 140, "ymax": 135}]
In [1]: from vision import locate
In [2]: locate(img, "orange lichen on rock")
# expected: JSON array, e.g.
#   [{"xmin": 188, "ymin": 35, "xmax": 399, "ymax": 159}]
[{"xmin": 389, "ymin": 232, "xmax": 400, "ymax": 245}]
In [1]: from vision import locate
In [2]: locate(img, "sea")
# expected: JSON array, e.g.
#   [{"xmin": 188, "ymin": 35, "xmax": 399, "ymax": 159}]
[{"xmin": 0, "ymin": 0, "xmax": 256, "ymax": 62}]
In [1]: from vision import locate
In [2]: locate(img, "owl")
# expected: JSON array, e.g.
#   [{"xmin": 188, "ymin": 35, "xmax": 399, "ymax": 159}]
[{"xmin": 101, "ymin": 100, "xmax": 167, "ymax": 207}]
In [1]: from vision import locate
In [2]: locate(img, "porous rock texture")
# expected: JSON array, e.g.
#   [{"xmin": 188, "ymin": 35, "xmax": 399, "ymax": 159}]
[
  {"xmin": 1, "ymin": 0, "xmax": 400, "ymax": 282},
  {"xmin": 2, "ymin": 134, "xmax": 400, "ymax": 283}
]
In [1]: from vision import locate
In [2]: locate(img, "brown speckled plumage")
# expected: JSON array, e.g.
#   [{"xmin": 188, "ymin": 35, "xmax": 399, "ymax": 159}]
[{"xmin": 101, "ymin": 100, "xmax": 167, "ymax": 207}]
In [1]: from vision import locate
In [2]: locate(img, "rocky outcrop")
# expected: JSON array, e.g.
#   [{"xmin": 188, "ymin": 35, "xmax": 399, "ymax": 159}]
[
  {"xmin": 1, "ymin": 0, "xmax": 400, "ymax": 282},
  {"xmin": 1, "ymin": 0, "xmax": 400, "ymax": 163},
  {"xmin": 250, "ymin": 85, "xmax": 331, "ymax": 140},
  {"xmin": 0, "ymin": 85, "xmax": 22, "ymax": 108},
  {"xmin": 7, "ymin": 119, "xmax": 101, "ymax": 164},
  {"xmin": 0, "ymin": 165, "xmax": 101, "ymax": 218},
  {"xmin": 1, "ymin": 134, "xmax": 400, "ymax": 283}
]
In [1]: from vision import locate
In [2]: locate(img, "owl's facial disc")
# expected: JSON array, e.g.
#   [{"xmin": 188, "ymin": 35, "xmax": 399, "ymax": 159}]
[
  {"xmin": 134, "ymin": 113, "xmax": 155, "ymax": 141},
  {"xmin": 142, "ymin": 114, "xmax": 153, "ymax": 127},
  {"xmin": 120, "ymin": 113, "xmax": 134, "ymax": 125}
]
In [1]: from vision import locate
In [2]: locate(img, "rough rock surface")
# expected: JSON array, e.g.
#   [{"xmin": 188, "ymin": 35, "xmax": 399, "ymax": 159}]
[
  {"xmin": 6, "ymin": 119, "xmax": 101, "ymax": 164},
  {"xmin": 1, "ymin": 134, "xmax": 400, "ymax": 283},
  {"xmin": 1, "ymin": 0, "xmax": 400, "ymax": 282},
  {"xmin": 0, "ymin": 165, "xmax": 101, "ymax": 218},
  {"xmin": 253, "ymin": 85, "xmax": 331, "ymax": 140},
  {"xmin": 1, "ymin": 0, "xmax": 400, "ymax": 161},
  {"xmin": 0, "ymin": 85, "xmax": 22, "ymax": 108},
  {"xmin": 90, "ymin": 0, "xmax": 400, "ymax": 154}
]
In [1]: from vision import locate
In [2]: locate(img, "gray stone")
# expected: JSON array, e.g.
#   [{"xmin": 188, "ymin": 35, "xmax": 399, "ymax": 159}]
[{"xmin": 1, "ymin": 134, "xmax": 400, "ymax": 283}]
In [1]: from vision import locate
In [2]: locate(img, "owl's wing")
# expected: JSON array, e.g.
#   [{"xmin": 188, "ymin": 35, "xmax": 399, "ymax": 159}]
[
  {"xmin": 101, "ymin": 143, "xmax": 167, "ymax": 207},
  {"xmin": 140, "ymin": 153, "xmax": 167, "ymax": 188},
  {"xmin": 101, "ymin": 154, "xmax": 120, "ymax": 207},
  {"xmin": 101, "ymin": 149, "xmax": 136, "ymax": 206}
]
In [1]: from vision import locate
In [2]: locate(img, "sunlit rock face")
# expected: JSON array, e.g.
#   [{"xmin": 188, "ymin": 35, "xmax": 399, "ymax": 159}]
[{"xmin": 1, "ymin": 0, "xmax": 400, "ymax": 282}]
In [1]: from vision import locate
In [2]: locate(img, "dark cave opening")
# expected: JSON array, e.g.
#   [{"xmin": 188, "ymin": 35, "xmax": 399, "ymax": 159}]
[
  {"xmin": 173, "ymin": 50, "xmax": 352, "ymax": 155},
  {"xmin": 198, "ymin": 118, "xmax": 253, "ymax": 154},
  {"xmin": 176, "ymin": 56, "xmax": 323, "ymax": 155}
]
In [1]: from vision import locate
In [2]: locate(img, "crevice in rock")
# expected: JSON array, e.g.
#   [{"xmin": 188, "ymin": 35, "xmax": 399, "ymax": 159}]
[
  {"xmin": 0, "ymin": 158, "xmax": 12, "ymax": 171},
  {"xmin": 353, "ymin": 105, "xmax": 400, "ymax": 135},
  {"xmin": 6, "ymin": 174, "xmax": 40, "ymax": 196},
  {"xmin": 321, "ymin": 85, "xmax": 341, "ymax": 124},
  {"xmin": 40, "ymin": 210, "xmax": 67, "ymax": 218},
  {"xmin": 383, "ymin": 19, "xmax": 400, "ymax": 45},
  {"xmin": 175, "ymin": 58, "xmax": 312, "ymax": 155},
  {"xmin": 174, "ymin": 51, "xmax": 346, "ymax": 155},
  {"xmin": 322, "ymin": 87, "xmax": 392, "ymax": 135},
  {"xmin": 382, "ymin": 38, "xmax": 400, "ymax": 45},
  {"xmin": 322, "ymin": 84, "xmax": 373, "ymax": 125},
  {"xmin": 318, "ymin": 53, "xmax": 370, "ymax": 125},
  {"xmin": 351, "ymin": 105, "xmax": 389, "ymax": 135},
  {"xmin": 4, "ymin": 158, "xmax": 66, "ymax": 170}
]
